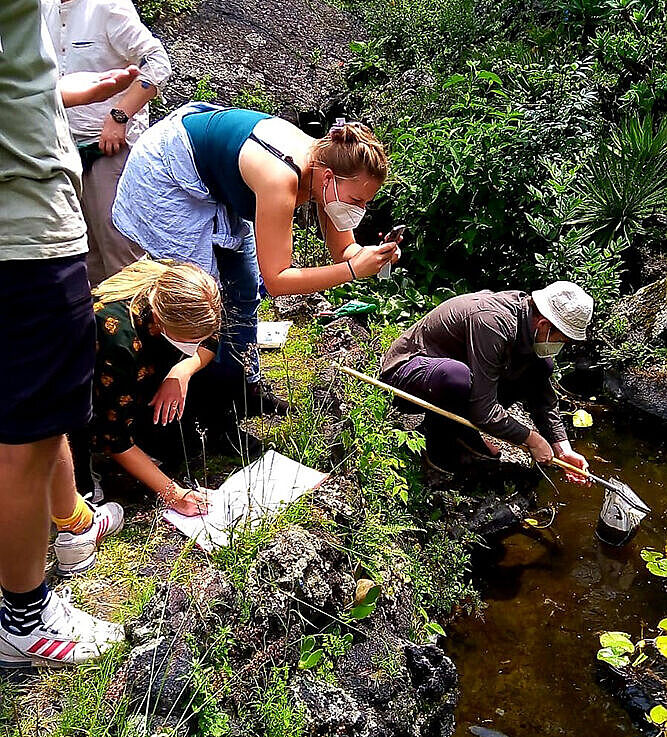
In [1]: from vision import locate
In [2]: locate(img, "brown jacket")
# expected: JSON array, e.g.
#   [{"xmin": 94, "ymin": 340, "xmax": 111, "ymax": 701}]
[{"xmin": 381, "ymin": 290, "xmax": 568, "ymax": 445}]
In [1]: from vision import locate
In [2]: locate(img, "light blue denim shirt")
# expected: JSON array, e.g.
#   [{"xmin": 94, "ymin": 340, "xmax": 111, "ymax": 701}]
[{"xmin": 112, "ymin": 102, "xmax": 250, "ymax": 279}]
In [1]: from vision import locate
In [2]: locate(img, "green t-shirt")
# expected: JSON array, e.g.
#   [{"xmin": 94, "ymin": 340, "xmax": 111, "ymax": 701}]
[{"xmin": 0, "ymin": 0, "xmax": 87, "ymax": 261}]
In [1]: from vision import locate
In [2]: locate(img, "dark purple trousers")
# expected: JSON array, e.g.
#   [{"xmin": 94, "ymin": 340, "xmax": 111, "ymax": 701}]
[{"xmin": 387, "ymin": 355, "xmax": 554, "ymax": 446}]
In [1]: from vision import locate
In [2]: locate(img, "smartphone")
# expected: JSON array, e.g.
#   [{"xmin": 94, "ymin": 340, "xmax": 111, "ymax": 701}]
[
  {"xmin": 383, "ymin": 224, "xmax": 406, "ymax": 243},
  {"xmin": 378, "ymin": 224, "xmax": 406, "ymax": 279}
]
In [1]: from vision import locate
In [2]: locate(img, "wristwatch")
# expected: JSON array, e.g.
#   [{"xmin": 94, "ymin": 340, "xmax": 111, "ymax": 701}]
[{"xmin": 110, "ymin": 108, "xmax": 129, "ymax": 124}]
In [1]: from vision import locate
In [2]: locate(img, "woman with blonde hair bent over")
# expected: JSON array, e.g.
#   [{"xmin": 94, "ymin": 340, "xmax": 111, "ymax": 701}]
[
  {"xmin": 113, "ymin": 108, "xmax": 401, "ymax": 417},
  {"xmin": 58, "ymin": 259, "xmax": 224, "ymax": 575}
]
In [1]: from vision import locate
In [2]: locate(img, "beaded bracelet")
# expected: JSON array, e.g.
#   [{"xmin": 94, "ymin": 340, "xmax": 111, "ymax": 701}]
[{"xmin": 160, "ymin": 479, "xmax": 180, "ymax": 507}]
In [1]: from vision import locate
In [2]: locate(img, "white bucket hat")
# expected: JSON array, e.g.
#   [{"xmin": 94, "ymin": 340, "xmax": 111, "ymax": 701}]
[{"xmin": 531, "ymin": 281, "xmax": 594, "ymax": 341}]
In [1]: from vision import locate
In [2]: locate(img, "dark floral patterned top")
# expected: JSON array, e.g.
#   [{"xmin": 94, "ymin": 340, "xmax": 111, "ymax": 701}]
[{"xmin": 91, "ymin": 297, "xmax": 217, "ymax": 455}]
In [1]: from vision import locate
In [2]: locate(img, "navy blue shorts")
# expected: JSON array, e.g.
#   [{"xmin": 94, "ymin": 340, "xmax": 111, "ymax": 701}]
[{"xmin": 0, "ymin": 255, "xmax": 95, "ymax": 444}]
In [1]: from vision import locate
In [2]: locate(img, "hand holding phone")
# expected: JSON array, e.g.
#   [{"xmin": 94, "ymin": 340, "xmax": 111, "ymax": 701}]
[
  {"xmin": 383, "ymin": 224, "xmax": 406, "ymax": 244},
  {"xmin": 378, "ymin": 224, "xmax": 405, "ymax": 279}
]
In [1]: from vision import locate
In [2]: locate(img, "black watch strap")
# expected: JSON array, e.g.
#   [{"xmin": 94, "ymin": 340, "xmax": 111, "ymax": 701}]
[{"xmin": 110, "ymin": 108, "xmax": 129, "ymax": 124}]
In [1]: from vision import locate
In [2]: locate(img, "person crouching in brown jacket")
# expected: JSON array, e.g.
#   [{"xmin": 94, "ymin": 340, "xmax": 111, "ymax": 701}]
[{"xmin": 380, "ymin": 281, "xmax": 593, "ymax": 479}]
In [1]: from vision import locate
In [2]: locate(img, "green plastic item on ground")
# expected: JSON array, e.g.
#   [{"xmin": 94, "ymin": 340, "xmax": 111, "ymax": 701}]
[{"xmin": 316, "ymin": 299, "xmax": 378, "ymax": 324}]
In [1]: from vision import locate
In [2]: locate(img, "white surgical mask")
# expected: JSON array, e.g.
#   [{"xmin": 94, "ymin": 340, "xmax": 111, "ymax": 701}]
[
  {"xmin": 323, "ymin": 177, "xmax": 366, "ymax": 232},
  {"xmin": 533, "ymin": 327, "xmax": 565, "ymax": 358},
  {"xmin": 162, "ymin": 332, "xmax": 200, "ymax": 356}
]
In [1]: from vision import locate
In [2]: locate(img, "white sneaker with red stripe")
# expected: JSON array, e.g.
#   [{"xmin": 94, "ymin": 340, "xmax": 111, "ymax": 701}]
[
  {"xmin": 54, "ymin": 502, "xmax": 124, "ymax": 577},
  {"xmin": 0, "ymin": 588, "xmax": 124, "ymax": 667}
]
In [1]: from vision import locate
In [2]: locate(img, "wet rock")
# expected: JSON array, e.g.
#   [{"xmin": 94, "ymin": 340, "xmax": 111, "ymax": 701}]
[
  {"xmin": 297, "ymin": 633, "xmax": 458, "ymax": 737},
  {"xmin": 599, "ymin": 640, "xmax": 667, "ymax": 734},
  {"xmin": 465, "ymin": 492, "xmax": 528, "ymax": 539},
  {"xmin": 152, "ymin": 0, "xmax": 362, "ymax": 121},
  {"xmin": 604, "ymin": 277, "xmax": 667, "ymax": 421},
  {"xmin": 404, "ymin": 644, "xmax": 457, "ymax": 701}
]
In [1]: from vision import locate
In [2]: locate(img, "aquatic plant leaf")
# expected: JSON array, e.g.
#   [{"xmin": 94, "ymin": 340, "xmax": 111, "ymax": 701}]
[
  {"xmin": 572, "ymin": 409, "xmax": 593, "ymax": 428},
  {"xmin": 649, "ymin": 705, "xmax": 667, "ymax": 725},
  {"xmin": 641, "ymin": 549, "xmax": 664, "ymax": 563},
  {"xmin": 647, "ymin": 560, "xmax": 667, "ymax": 577},
  {"xmin": 597, "ymin": 647, "xmax": 631, "ymax": 668},
  {"xmin": 659, "ymin": 619, "xmax": 667, "ymax": 632},
  {"xmin": 599, "ymin": 632, "xmax": 635, "ymax": 654},
  {"xmin": 632, "ymin": 652, "xmax": 648, "ymax": 668},
  {"xmin": 349, "ymin": 603, "xmax": 376, "ymax": 619},
  {"xmin": 655, "ymin": 636, "xmax": 667, "ymax": 657}
]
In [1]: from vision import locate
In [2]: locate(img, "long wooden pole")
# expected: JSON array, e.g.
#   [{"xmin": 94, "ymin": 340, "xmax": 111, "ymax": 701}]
[{"xmin": 336, "ymin": 363, "xmax": 589, "ymax": 480}]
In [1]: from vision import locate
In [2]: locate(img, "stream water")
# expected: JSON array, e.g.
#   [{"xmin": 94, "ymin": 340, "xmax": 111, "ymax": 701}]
[{"xmin": 448, "ymin": 407, "xmax": 667, "ymax": 737}]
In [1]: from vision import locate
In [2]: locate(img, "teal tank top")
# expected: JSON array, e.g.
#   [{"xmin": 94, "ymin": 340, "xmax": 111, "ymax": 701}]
[{"xmin": 182, "ymin": 107, "xmax": 301, "ymax": 222}]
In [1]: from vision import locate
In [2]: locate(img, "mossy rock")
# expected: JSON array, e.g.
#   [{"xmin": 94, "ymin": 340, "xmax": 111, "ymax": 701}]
[{"xmin": 604, "ymin": 277, "xmax": 667, "ymax": 420}]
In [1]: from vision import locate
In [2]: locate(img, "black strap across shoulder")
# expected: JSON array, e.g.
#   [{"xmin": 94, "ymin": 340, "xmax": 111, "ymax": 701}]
[{"xmin": 248, "ymin": 132, "xmax": 302, "ymax": 183}]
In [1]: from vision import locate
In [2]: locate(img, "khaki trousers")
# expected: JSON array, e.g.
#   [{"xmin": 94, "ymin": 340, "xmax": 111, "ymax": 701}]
[{"xmin": 82, "ymin": 145, "xmax": 144, "ymax": 287}]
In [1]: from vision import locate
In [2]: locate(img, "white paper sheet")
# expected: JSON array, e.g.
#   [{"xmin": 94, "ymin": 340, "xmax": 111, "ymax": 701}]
[
  {"xmin": 163, "ymin": 450, "xmax": 328, "ymax": 551},
  {"xmin": 257, "ymin": 321, "xmax": 292, "ymax": 349}
]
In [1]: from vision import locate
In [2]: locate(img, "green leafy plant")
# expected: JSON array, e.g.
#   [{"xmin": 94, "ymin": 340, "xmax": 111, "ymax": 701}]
[
  {"xmin": 232, "ymin": 85, "xmax": 277, "ymax": 114},
  {"xmin": 193, "ymin": 74, "xmax": 216, "ymax": 102},
  {"xmin": 570, "ymin": 117, "xmax": 667, "ymax": 250},
  {"xmin": 298, "ymin": 636, "xmax": 324, "ymax": 669},
  {"xmin": 136, "ymin": 0, "xmax": 193, "ymax": 24},
  {"xmin": 256, "ymin": 667, "xmax": 306, "ymax": 737}
]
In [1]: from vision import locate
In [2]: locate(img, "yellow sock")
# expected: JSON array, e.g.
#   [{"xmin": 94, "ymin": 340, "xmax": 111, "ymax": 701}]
[{"xmin": 52, "ymin": 493, "xmax": 94, "ymax": 534}]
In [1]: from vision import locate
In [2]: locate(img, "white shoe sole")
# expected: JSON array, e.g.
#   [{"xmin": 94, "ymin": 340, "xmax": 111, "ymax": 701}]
[
  {"xmin": 55, "ymin": 552, "xmax": 97, "ymax": 579},
  {"xmin": 55, "ymin": 517, "xmax": 124, "ymax": 578}
]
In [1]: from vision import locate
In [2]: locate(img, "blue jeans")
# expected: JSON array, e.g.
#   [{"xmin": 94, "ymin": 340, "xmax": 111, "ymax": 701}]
[{"xmin": 214, "ymin": 228, "xmax": 261, "ymax": 384}]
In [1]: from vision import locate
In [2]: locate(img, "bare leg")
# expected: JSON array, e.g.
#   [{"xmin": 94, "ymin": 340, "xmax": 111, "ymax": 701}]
[
  {"xmin": 0, "ymin": 436, "xmax": 60, "ymax": 593},
  {"xmin": 50, "ymin": 436, "xmax": 79, "ymax": 520}
]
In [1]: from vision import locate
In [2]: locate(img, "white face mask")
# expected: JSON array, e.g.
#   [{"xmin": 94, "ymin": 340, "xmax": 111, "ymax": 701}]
[
  {"xmin": 162, "ymin": 332, "xmax": 200, "ymax": 356},
  {"xmin": 323, "ymin": 176, "xmax": 366, "ymax": 232},
  {"xmin": 533, "ymin": 327, "xmax": 565, "ymax": 358}
]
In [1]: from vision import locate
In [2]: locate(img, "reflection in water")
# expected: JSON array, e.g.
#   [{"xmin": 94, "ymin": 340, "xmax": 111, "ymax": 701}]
[{"xmin": 448, "ymin": 411, "xmax": 666, "ymax": 737}]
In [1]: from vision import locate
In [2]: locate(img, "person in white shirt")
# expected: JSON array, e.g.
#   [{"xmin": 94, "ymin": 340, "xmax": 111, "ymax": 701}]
[{"xmin": 43, "ymin": 0, "xmax": 172, "ymax": 286}]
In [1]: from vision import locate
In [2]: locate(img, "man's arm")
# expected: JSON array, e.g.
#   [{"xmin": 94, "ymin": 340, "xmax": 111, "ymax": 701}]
[
  {"xmin": 58, "ymin": 66, "xmax": 139, "ymax": 108},
  {"xmin": 98, "ymin": 79, "xmax": 156, "ymax": 155},
  {"xmin": 465, "ymin": 312, "xmax": 557, "ymax": 463},
  {"xmin": 100, "ymin": 0, "xmax": 172, "ymax": 153}
]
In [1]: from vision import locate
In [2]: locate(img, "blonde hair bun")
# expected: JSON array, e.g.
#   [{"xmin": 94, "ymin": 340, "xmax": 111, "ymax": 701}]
[
  {"xmin": 313, "ymin": 120, "xmax": 388, "ymax": 181},
  {"xmin": 330, "ymin": 122, "xmax": 365, "ymax": 145}
]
